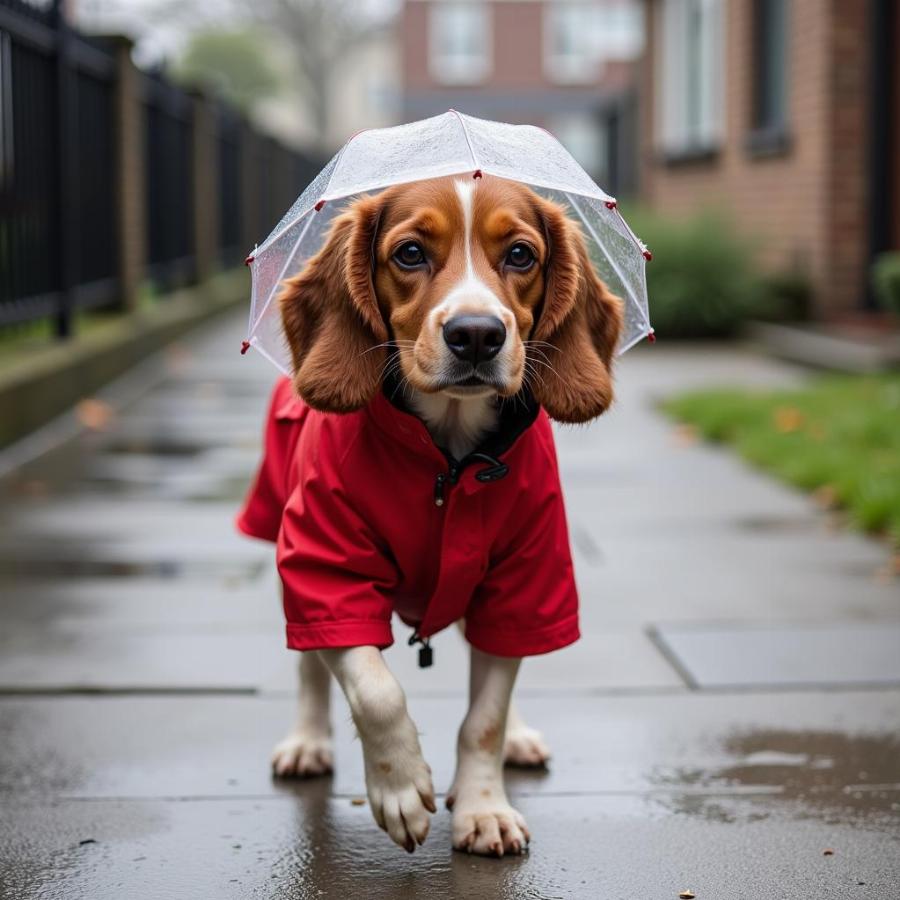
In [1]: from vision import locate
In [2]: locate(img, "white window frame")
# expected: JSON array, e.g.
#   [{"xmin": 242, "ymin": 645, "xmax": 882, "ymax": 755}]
[
  {"xmin": 544, "ymin": 2, "xmax": 600, "ymax": 85},
  {"xmin": 429, "ymin": 1, "xmax": 492, "ymax": 86},
  {"xmin": 548, "ymin": 112, "xmax": 608, "ymax": 178},
  {"xmin": 655, "ymin": 0, "xmax": 725, "ymax": 155},
  {"xmin": 544, "ymin": 2, "xmax": 644, "ymax": 86}
]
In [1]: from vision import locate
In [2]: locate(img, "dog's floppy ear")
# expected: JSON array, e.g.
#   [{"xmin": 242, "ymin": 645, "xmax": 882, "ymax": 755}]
[
  {"xmin": 530, "ymin": 200, "xmax": 623, "ymax": 423},
  {"xmin": 279, "ymin": 196, "xmax": 388, "ymax": 412}
]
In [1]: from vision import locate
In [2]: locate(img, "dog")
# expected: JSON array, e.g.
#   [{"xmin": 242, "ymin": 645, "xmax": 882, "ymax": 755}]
[{"xmin": 237, "ymin": 174, "xmax": 622, "ymax": 856}]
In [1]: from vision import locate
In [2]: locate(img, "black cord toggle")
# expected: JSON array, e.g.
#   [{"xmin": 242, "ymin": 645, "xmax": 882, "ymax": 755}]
[{"xmin": 408, "ymin": 631, "xmax": 433, "ymax": 668}]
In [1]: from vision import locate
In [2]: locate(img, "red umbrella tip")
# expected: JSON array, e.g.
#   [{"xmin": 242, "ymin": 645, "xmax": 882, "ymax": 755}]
[
  {"xmin": 244, "ymin": 254, "xmax": 254, "ymax": 266},
  {"xmin": 605, "ymin": 199, "xmax": 617, "ymax": 210},
  {"xmin": 472, "ymin": 169, "xmax": 483, "ymax": 179},
  {"xmin": 315, "ymin": 200, "xmax": 326, "ymax": 212},
  {"xmin": 647, "ymin": 330, "xmax": 657, "ymax": 344},
  {"xmin": 240, "ymin": 340, "xmax": 251, "ymax": 355}
]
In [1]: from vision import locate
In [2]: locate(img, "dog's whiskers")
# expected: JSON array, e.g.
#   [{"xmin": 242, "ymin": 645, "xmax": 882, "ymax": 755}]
[{"xmin": 360, "ymin": 339, "xmax": 416, "ymax": 358}]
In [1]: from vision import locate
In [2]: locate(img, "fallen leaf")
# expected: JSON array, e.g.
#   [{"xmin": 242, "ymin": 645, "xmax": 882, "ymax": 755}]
[
  {"xmin": 17, "ymin": 479, "xmax": 48, "ymax": 498},
  {"xmin": 773, "ymin": 406, "xmax": 804, "ymax": 433},
  {"xmin": 75, "ymin": 398, "xmax": 114, "ymax": 431},
  {"xmin": 671, "ymin": 424, "xmax": 698, "ymax": 448},
  {"xmin": 812, "ymin": 485, "xmax": 837, "ymax": 510}
]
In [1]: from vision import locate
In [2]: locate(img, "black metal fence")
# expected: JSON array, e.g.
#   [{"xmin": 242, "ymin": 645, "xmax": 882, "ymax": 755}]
[
  {"xmin": 217, "ymin": 103, "xmax": 243, "ymax": 268},
  {"xmin": 143, "ymin": 72, "xmax": 194, "ymax": 287},
  {"xmin": 0, "ymin": 0, "xmax": 320, "ymax": 337}
]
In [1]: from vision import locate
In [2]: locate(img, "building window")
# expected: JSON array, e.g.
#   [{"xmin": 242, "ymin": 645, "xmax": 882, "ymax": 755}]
[
  {"xmin": 747, "ymin": 0, "xmax": 790, "ymax": 154},
  {"xmin": 429, "ymin": 2, "xmax": 491, "ymax": 85},
  {"xmin": 545, "ymin": 1, "xmax": 643, "ymax": 85},
  {"xmin": 656, "ymin": 0, "xmax": 725, "ymax": 159},
  {"xmin": 549, "ymin": 113, "xmax": 608, "ymax": 180}
]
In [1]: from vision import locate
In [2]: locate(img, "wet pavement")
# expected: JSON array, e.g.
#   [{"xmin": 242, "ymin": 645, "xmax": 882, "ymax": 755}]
[{"xmin": 0, "ymin": 312, "xmax": 898, "ymax": 899}]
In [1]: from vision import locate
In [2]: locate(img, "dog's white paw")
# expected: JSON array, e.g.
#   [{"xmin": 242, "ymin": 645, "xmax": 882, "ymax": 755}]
[
  {"xmin": 364, "ymin": 747, "xmax": 436, "ymax": 853},
  {"xmin": 450, "ymin": 786, "xmax": 530, "ymax": 857},
  {"xmin": 271, "ymin": 729, "xmax": 334, "ymax": 778},
  {"xmin": 504, "ymin": 723, "xmax": 551, "ymax": 768}
]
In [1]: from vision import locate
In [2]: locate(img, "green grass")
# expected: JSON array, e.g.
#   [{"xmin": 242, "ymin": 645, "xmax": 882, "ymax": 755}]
[{"xmin": 663, "ymin": 374, "xmax": 900, "ymax": 546}]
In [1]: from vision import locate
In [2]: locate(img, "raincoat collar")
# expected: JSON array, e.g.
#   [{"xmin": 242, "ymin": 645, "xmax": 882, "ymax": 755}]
[
  {"xmin": 376, "ymin": 370, "xmax": 541, "ymax": 477},
  {"xmin": 273, "ymin": 370, "xmax": 542, "ymax": 481}
]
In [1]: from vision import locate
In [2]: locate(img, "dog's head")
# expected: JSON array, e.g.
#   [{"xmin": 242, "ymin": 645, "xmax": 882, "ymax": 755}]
[{"xmin": 279, "ymin": 175, "xmax": 623, "ymax": 423}]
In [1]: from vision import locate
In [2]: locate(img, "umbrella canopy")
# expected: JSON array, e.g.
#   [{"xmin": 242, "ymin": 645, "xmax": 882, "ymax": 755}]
[{"xmin": 243, "ymin": 111, "xmax": 652, "ymax": 374}]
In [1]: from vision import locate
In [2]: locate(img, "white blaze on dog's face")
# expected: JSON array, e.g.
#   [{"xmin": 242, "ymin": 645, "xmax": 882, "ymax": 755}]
[
  {"xmin": 279, "ymin": 173, "xmax": 623, "ymax": 423},
  {"xmin": 373, "ymin": 176, "xmax": 547, "ymax": 400}
]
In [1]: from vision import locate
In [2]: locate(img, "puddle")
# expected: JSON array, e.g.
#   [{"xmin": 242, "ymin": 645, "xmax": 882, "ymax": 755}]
[
  {"xmin": 101, "ymin": 440, "xmax": 206, "ymax": 458},
  {"xmin": 735, "ymin": 515, "xmax": 819, "ymax": 534},
  {"xmin": 0, "ymin": 556, "xmax": 266, "ymax": 582},
  {"xmin": 651, "ymin": 729, "xmax": 900, "ymax": 829}
]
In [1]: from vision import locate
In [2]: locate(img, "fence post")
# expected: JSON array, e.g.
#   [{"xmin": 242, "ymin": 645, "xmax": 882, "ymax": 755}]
[
  {"xmin": 53, "ymin": 0, "xmax": 77, "ymax": 338},
  {"xmin": 108, "ymin": 36, "xmax": 146, "ymax": 312},
  {"xmin": 190, "ymin": 88, "xmax": 219, "ymax": 284}
]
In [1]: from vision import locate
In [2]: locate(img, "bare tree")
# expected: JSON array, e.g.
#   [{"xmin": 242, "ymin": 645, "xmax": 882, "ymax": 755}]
[
  {"xmin": 77, "ymin": 0, "xmax": 380, "ymax": 149},
  {"xmin": 248, "ymin": 0, "xmax": 371, "ymax": 145}
]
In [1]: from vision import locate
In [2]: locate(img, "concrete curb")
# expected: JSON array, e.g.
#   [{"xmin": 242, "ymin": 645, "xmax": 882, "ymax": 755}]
[
  {"xmin": 748, "ymin": 320, "xmax": 900, "ymax": 373},
  {"xmin": 0, "ymin": 271, "xmax": 248, "ymax": 449}
]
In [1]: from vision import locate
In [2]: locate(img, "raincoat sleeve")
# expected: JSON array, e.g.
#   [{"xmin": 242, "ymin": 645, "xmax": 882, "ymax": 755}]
[
  {"xmin": 464, "ymin": 457, "xmax": 580, "ymax": 658},
  {"xmin": 276, "ymin": 463, "xmax": 399, "ymax": 652},
  {"xmin": 235, "ymin": 378, "xmax": 297, "ymax": 543}
]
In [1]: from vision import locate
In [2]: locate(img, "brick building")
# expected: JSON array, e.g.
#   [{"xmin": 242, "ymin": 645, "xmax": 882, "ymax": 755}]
[
  {"xmin": 401, "ymin": 0, "xmax": 644, "ymax": 197},
  {"xmin": 639, "ymin": 0, "xmax": 900, "ymax": 318}
]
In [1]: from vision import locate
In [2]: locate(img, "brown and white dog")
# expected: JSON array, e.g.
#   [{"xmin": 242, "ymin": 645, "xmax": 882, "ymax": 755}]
[{"xmin": 269, "ymin": 175, "xmax": 622, "ymax": 856}]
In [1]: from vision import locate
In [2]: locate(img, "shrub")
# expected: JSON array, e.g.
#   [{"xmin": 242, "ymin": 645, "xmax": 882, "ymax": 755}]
[
  {"xmin": 625, "ymin": 208, "xmax": 761, "ymax": 338},
  {"xmin": 754, "ymin": 270, "xmax": 813, "ymax": 322},
  {"xmin": 871, "ymin": 252, "xmax": 900, "ymax": 316}
]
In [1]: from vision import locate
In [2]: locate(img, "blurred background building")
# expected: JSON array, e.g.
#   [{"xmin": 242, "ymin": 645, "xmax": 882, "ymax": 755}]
[
  {"xmin": 641, "ymin": 0, "xmax": 899, "ymax": 320},
  {"xmin": 401, "ymin": 0, "xmax": 643, "ymax": 196},
  {"xmin": 1, "ymin": 0, "xmax": 898, "ymax": 393}
]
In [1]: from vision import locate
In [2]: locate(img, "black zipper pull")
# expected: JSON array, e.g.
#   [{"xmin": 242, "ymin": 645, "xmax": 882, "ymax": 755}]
[
  {"xmin": 408, "ymin": 632, "xmax": 434, "ymax": 668},
  {"xmin": 434, "ymin": 473, "xmax": 446, "ymax": 507}
]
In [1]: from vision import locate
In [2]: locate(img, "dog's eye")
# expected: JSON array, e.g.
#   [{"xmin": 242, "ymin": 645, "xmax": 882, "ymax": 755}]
[
  {"xmin": 505, "ymin": 242, "xmax": 536, "ymax": 270},
  {"xmin": 392, "ymin": 241, "xmax": 426, "ymax": 269}
]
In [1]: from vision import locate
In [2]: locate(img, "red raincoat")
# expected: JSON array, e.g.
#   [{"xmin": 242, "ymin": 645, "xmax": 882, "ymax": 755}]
[{"xmin": 237, "ymin": 377, "xmax": 579, "ymax": 658}]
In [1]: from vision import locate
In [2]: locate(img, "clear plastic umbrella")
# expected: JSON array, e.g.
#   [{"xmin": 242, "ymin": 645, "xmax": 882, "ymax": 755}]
[{"xmin": 242, "ymin": 110, "xmax": 653, "ymax": 374}]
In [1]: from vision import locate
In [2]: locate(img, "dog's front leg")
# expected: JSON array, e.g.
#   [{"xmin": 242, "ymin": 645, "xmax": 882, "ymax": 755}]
[
  {"xmin": 447, "ymin": 648, "xmax": 530, "ymax": 856},
  {"xmin": 319, "ymin": 646, "xmax": 436, "ymax": 852},
  {"xmin": 272, "ymin": 651, "xmax": 333, "ymax": 777}
]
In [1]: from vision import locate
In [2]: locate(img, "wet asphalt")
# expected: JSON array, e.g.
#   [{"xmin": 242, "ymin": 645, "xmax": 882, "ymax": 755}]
[{"xmin": 0, "ymin": 311, "xmax": 898, "ymax": 899}]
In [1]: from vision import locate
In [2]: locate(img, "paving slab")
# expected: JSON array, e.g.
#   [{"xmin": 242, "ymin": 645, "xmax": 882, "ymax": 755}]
[
  {"xmin": 654, "ymin": 623, "xmax": 900, "ymax": 689},
  {"xmin": 2, "ymin": 691, "xmax": 898, "ymax": 802},
  {"xmin": 1, "ymin": 688, "xmax": 897, "ymax": 900},
  {"xmin": 1, "ymin": 794, "xmax": 896, "ymax": 900},
  {"xmin": 0, "ymin": 624, "xmax": 681, "ymax": 694}
]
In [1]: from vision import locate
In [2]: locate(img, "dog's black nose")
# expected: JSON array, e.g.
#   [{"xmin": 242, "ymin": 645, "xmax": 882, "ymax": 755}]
[{"xmin": 443, "ymin": 316, "xmax": 506, "ymax": 365}]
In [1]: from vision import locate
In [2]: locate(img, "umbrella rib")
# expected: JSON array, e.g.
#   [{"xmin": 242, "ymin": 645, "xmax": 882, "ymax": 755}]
[
  {"xmin": 611, "ymin": 205, "xmax": 651, "ymax": 259},
  {"xmin": 448, "ymin": 109, "xmax": 480, "ymax": 171},
  {"xmin": 320, "ymin": 138, "xmax": 352, "ymax": 203},
  {"xmin": 249, "ymin": 211, "xmax": 317, "ymax": 345},
  {"xmin": 565, "ymin": 192, "xmax": 653, "ymax": 337}
]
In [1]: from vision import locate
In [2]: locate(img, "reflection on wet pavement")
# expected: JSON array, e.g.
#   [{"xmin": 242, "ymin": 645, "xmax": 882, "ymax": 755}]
[{"xmin": 653, "ymin": 729, "xmax": 900, "ymax": 831}]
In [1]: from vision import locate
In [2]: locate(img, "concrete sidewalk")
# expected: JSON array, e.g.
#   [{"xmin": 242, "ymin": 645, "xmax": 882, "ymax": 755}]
[{"xmin": 0, "ymin": 311, "xmax": 897, "ymax": 899}]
